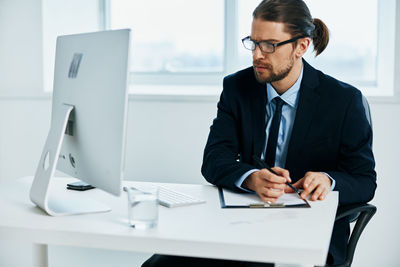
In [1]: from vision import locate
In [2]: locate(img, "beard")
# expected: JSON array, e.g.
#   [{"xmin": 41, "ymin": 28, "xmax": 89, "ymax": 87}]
[{"xmin": 253, "ymin": 57, "xmax": 294, "ymax": 84}]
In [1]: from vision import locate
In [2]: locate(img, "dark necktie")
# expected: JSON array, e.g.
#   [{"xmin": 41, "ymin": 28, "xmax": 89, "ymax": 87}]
[{"xmin": 265, "ymin": 97, "xmax": 285, "ymax": 167}]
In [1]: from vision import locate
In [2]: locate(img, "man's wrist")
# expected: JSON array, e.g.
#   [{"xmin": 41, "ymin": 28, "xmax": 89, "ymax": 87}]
[
  {"xmin": 235, "ymin": 169, "xmax": 258, "ymax": 192},
  {"xmin": 242, "ymin": 175, "xmax": 253, "ymax": 191},
  {"xmin": 321, "ymin": 172, "xmax": 336, "ymax": 191},
  {"xmin": 243, "ymin": 171, "xmax": 261, "ymax": 192}
]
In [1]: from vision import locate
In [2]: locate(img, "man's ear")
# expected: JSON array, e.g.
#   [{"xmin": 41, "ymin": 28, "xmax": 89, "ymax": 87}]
[{"xmin": 295, "ymin": 37, "xmax": 311, "ymax": 58}]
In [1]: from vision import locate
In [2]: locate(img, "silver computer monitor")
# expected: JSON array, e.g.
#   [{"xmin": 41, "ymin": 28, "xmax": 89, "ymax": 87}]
[{"xmin": 30, "ymin": 29, "xmax": 130, "ymax": 216}]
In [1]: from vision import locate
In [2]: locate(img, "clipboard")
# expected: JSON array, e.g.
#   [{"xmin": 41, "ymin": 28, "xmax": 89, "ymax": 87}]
[{"xmin": 218, "ymin": 187, "xmax": 310, "ymax": 208}]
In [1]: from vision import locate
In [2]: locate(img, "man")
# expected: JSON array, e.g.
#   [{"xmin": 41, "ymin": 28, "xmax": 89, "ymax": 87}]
[{"xmin": 143, "ymin": 0, "xmax": 376, "ymax": 266}]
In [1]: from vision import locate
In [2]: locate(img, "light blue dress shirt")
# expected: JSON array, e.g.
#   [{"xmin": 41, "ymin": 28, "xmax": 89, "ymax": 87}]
[{"xmin": 235, "ymin": 66, "xmax": 335, "ymax": 191}]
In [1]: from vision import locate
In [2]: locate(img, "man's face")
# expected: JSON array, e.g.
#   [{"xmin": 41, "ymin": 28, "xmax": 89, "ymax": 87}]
[{"xmin": 251, "ymin": 18, "xmax": 297, "ymax": 84}]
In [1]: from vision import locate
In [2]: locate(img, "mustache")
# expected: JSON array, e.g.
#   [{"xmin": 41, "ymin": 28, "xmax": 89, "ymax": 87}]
[{"xmin": 253, "ymin": 60, "xmax": 272, "ymax": 70}]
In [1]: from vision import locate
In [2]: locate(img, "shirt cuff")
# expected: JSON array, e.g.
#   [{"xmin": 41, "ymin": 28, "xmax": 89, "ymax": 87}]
[
  {"xmin": 235, "ymin": 169, "xmax": 259, "ymax": 193},
  {"xmin": 322, "ymin": 172, "xmax": 336, "ymax": 191}
]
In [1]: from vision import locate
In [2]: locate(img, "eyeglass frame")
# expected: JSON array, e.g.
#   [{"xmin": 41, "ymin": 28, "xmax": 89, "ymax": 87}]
[{"xmin": 241, "ymin": 35, "xmax": 309, "ymax": 54}]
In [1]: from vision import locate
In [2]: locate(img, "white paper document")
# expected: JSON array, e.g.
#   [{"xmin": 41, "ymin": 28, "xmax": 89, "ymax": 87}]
[{"xmin": 219, "ymin": 188, "xmax": 309, "ymax": 208}]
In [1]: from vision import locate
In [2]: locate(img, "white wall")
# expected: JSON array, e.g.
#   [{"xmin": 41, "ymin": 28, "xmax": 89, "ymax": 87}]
[{"xmin": 0, "ymin": 0, "xmax": 399, "ymax": 267}]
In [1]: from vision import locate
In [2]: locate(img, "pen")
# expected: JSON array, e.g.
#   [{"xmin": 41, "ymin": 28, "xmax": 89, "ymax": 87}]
[{"xmin": 251, "ymin": 155, "xmax": 301, "ymax": 196}]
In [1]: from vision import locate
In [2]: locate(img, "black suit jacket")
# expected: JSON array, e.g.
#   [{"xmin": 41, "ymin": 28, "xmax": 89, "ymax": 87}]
[{"xmin": 201, "ymin": 60, "xmax": 377, "ymax": 264}]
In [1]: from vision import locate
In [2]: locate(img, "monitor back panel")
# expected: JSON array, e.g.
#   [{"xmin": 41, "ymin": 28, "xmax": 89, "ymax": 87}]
[{"xmin": 52, "ymin": 29, "xmax": 130, "ymax": 196}]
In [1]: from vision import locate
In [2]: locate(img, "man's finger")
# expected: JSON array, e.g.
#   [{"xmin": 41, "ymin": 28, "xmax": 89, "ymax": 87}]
[
  {"xmin": 284, "ymin": 184, "xmax": 293, "ymax": 193},
  {"xmin": 301, "ymin": 178, "xmax": 318, "ymax": 199},
  {"xmin": 319, "ymin": 189, "xmax": 329, "ymax": 200},
  {"xmin": 302, "ymin": 173, "xmax": 315, "ymax": 189},
  {"xmin": 291, "ymin": 179, "xmax": 303, "ymax": 188},
  {"xmin": 259, "ymin": 169, "xmax": 287, "ymax": 184},
  {"xmin": 264, "ymin": 181, "xmax": 286, "ymax": 190},
  {"xmin": 262, "ymin": 187, "xmax": 285, "ymax": 198},
  {"xmin": 285, "ymin": 179, "xmax": 303, "ymax": 193},
  {"xmin": 271, "ymin": 167, "xmax": 291, "ymax": 183},
  {"xmin": 311, "ymin": 185, "xmax": 325, "ymax": 201}
]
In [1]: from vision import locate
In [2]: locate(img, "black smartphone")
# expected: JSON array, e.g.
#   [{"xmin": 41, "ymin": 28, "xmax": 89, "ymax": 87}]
[{"xmin": 67, "ymin": 181, "xmax": 95, "ymax": 191}]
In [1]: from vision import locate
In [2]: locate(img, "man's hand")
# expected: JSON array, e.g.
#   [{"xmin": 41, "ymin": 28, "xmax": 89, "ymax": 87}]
[
  {"xmin": 285, "ymin": 172, "xmax": 332, "ymax": 201},
  {"xmin": 243, "ymin": 167, "xmax": 291, "ymax": 203}
]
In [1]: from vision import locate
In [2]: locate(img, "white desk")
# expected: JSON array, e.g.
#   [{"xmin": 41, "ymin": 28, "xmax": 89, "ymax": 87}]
[{"xmin": 0, "ymin": 176, "xmax": 338, "ymax": 267}]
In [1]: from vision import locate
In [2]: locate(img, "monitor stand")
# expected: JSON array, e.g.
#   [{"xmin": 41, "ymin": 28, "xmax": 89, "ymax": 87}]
[{"xmin": 29, "ymin": 104, "xmax": 110, "ymax": 216}]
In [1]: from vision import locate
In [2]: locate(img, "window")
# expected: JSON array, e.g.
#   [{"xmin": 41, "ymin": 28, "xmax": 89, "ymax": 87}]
[
  {"xmin": 303, "ymin": 0, "xmax": 378, "ymax": 87},
  {"xmin": 109, "ymin": 0, "xmax": 224, "ymax": 74},
  {"xmin": 42, "ymin": 0, "xmax": 396, "ymax": 97}
]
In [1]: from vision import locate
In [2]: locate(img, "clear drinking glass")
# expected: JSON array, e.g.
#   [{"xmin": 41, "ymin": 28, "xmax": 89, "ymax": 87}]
[{"xmin": 124, "ymin": 186, "xmax": 158, "ymax": 229}]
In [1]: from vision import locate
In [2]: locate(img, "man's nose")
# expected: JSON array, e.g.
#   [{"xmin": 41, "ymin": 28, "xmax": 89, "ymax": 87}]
[{"xmin": 253, "ymin": 45, "xmax": 264, "ymax": 61}]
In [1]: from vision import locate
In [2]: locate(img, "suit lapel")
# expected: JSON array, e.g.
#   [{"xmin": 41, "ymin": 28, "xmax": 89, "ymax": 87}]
[
  {"xmin": 285, "ymin": 60, "xmax": 320, "ymax": 171},
  {"xmin": 251, "ymin": 75, "xmax": 268, "ymax": 159}
]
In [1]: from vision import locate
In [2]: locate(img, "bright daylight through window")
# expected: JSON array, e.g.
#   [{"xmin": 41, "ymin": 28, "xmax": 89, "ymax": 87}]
[{"xmin": 109, "ymin": 0, "xmax": 224, "ymax": 73}]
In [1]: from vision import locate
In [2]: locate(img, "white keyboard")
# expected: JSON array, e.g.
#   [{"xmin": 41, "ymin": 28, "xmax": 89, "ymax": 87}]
[{"xmin": 133, "ymin": 184, "xmax": 206, "ymax": 208}]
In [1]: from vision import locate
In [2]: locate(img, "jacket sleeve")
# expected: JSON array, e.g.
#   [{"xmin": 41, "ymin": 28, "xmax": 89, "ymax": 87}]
[
  {"xmin": 327, "ymin": 91, "xmax": 377, "ymax": 205},
  {"xmin": 201, "ymin": 76, "xmax": 255, "ymax": 191}
]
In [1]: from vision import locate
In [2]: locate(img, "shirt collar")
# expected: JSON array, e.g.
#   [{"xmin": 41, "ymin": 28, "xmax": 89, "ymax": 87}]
[{"xmin": 266, "ymin": 65, "xmax": 304, "ymax": 108}]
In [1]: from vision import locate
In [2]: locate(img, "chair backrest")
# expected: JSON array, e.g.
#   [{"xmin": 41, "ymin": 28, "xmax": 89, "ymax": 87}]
[
  {"xmin": 326, "ymin": 94, "xmax": 376, "ymax": 267},
  {"xmin": 348, "ymin": 94, "xmax": 373, "ymax": 224}
]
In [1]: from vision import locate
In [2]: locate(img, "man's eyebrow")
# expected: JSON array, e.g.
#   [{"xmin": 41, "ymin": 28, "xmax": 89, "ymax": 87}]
[{"xmin": 251, "ymin": 37, "xmax": 280, "ymax": 43}]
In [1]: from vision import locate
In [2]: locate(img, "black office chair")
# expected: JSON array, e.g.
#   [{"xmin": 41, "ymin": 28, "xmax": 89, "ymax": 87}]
[
  {"xmin": 327, "ymin": 203, "xmax": 377, "ymax": 267},
  {"xmin": 327, "ymin": 95, "xmax": 377, "ymax": 267}
]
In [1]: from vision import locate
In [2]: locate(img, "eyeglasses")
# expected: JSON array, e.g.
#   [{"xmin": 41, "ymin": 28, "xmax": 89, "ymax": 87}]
[{"xmin": 241, "ymin": 35, "xmax": 308, "ymax": 54}]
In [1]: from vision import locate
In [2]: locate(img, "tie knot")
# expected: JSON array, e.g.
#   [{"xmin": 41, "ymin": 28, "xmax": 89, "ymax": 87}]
[{"xmin": 274, "ymin": 97, "xmax": 285, "ymax": 111}]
